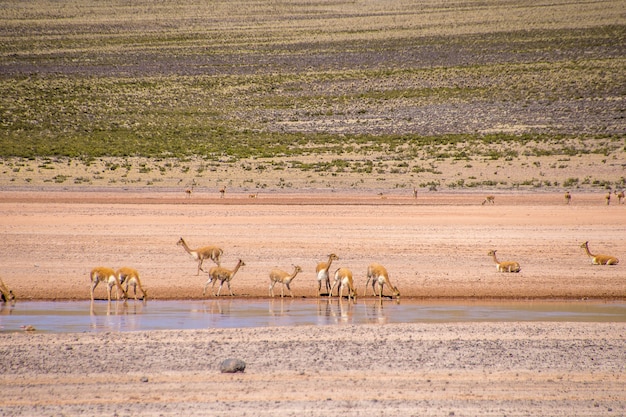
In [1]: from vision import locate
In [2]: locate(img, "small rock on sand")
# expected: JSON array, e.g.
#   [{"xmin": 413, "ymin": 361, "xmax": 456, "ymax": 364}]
[{"xmin": 220, "ymin": 358, "xmax": 246, "ymax": 373}]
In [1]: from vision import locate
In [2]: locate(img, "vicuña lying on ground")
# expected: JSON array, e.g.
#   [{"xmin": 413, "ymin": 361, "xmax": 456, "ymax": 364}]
[
  {"xmin": 580, "ymin": 241, "xmax": 619, "ymax": 265},
  {"xmin": 90, "ymin": 266, "xmax": 127, "ymax": 301},
  {"xmin": 364, "ymin": 263, "xmax": 400, "ymax": 299},
  {"xmin": 116, "ymin": 267, "xmax": 148, "ymax": 301},
  {"xmin": 177, "ymin": 237, "xmax": 223, "ymax": 275},
  {"xmin": 203, "ymin": 259, "xmax": 245, "ymax": 296},
  {"xmin": 330, "ymin": 267, "xmax": 357, "ymax": 301},
  {"xmin": 269, "ymin": 265, "xmax": 302, "ymax": 298},
  {"xmin": 487, "ymin": 250, "xmax": 521, "ymax": 273},
  {"xmin": 316, "ymin": 253, "xmax": 339, "ymax": 296}
]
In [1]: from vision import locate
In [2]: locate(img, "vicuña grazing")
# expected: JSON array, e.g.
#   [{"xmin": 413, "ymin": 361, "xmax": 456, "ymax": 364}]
[
  {"xmin": 177, "ymin": 237, "xmax": 223, "ymax": 275},
  {"xmin": 487, "ymin": 250, "xmax": 521, "ymax": 273},
  {"xmin": 330, "ymin": 267, "xmax": 357, "ymax": 301},
  {"xmin": 269, "ymin": 265, "xmax": 302, "ymax": 298},
  {"xmin": 203, "ymin": 259, "xmax": 245, "ymax": 296},
  {"xmin": 316, "ymin": 253, "xmax": 339, "ymax": 296},
  {"xmin": 116, "ymin": 267, "xmax": 148, "ymax": 301},
  {"xmin": 482, "ymin": 195, "xmax": 495, "ymax": 205},
  {"xmin": 364, "ymin": 263, "xmax": 400, "ymax": 299},
  {"xmin": 580, "ymin": 241, "xmax": 619, "ymax": 265},
  {"xmin": 90, "ymin": 267, "xmax": 127, "ymax": 301},
  {"xmin": 0, "ymin": 277, "xmax": 15, "ymax": 302}
]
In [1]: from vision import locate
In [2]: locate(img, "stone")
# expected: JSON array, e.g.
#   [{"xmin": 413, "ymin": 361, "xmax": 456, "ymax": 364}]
[{"xmin": 220, "ymin": 358, "xmax": 246, "ymax": 373}]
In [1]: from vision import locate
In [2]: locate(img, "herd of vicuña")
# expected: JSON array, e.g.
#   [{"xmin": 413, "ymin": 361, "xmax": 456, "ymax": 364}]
[{"xmin": 0, "ymin": 239, "xmax": 619, "ymax": 304}]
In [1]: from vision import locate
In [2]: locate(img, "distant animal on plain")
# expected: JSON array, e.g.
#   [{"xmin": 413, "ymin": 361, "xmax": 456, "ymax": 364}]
[
  {"xmin": 580, "ymin": 241, "xmax": 619, "ymax": 265},
  {"xmin": 487, "ymin": 250, "xmax": 521, "ymax": 273}
]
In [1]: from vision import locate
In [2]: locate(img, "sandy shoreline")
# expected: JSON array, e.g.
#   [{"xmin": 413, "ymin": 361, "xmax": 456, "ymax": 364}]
[{"xmin": 1, "ymin": 189, "xmax": 624, "ymax": 301}]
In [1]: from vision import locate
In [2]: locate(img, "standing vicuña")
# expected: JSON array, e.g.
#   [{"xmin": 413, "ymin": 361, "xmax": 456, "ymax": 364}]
[
  {"xmin": 0, "ymin": 277, "xmax": 15, "ymax": 302},
  {"xmin": 90, "ymin": 267, "xmax": 127, "ymax": 301},
  {"xmin": 203, "ymin": 259, "xmax": 245, "ymax": 296},
  {"xmin": 564, "ymin": 191, "xmax": 571, "ymax": 204},
  {"xmin": 316, "ymin": 253, "xmax": 339, "ymax": 296},
  {"xmin": 615, "ymin": 190, "xmax": 625, "ymax": 204},
  {"xmin": 269, "ymin": 265, "xmax": 302, "ymax": 298},
  {"xmin": 116, "ymin": 267, "xmax": 148, "ymax": 301},
  {"xmin": 364, "ymin": 263, "xmax": 400, "ymax": 299},
  {"xmin": 330, "ymin": 267, "xmax": 357, "ymax": 301},
  {"xmin": 487, "ymin": 250, "xmax": 521, "ymax": 273},
  {"xmin": 482, "ymin": 195, "xmax": 495, "ymax": 205},
  {"xmin": 580, "ymin": 241, "xmax": 619, "ymax": 265},
  {"xmin": 177, "ymin": 237, "xmax": 223, "ymax": 275}
]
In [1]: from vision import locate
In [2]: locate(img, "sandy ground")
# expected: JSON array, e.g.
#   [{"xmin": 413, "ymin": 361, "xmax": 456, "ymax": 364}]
[
  {"xmin": 0, "ymin": 189, "xmax": 624, "ymax": 300},
  {"xmin": 0, "ymin": 189, "xmax": 625, "ymax": 416}
]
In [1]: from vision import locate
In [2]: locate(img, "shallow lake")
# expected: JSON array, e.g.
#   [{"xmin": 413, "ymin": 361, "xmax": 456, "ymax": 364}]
[{"xmin": 1, "ymin": 299, "xmax": 625, "ymax": 333}]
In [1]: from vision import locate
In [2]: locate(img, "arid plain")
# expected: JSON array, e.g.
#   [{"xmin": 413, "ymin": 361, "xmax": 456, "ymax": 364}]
[{"xmin": 1, "ymin": 0, "xmax": 625, "ymax": 415}]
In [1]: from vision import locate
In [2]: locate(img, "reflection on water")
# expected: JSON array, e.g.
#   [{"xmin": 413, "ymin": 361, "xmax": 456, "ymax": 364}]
[{"xmin": 0, "ymin": 298, "xmax": 625, "ymax": 333}]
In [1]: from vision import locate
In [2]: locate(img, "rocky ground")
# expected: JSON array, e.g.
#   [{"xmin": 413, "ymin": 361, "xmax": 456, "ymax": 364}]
[{"xmin": 0, "ymin": 322, "xmax": 624, "ymax": 416}]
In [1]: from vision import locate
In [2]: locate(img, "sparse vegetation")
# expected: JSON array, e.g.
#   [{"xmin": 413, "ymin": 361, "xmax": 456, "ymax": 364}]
[{"xmin": 0, "ymin": 0, "xmax": 624, "ymax": 190}]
